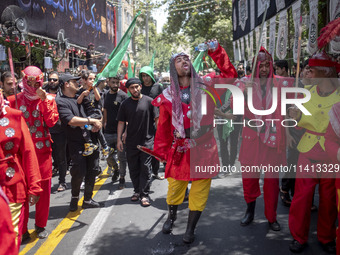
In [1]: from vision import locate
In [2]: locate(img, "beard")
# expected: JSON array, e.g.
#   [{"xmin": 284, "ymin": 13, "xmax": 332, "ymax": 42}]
[
  {"xmin": 49, "ymin": 83, "xmax": 59, "ymax": 90},
  {"xmin": 110, "ymin": 87, "xmax": 118, "ymax": 92},
  {"xmin": 131, "ymin": 91, "xmax": 141, "ymax": 99}
]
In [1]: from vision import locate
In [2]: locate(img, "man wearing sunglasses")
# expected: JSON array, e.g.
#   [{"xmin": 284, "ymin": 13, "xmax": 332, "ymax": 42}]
[{"xmin": 47, "ymin": 72, "xmax": 59, "ymax": 94}]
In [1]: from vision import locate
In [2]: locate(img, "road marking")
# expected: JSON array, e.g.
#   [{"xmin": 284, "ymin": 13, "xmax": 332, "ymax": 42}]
[
  {"xmin": 73, "ymin": 189, "xmax": 122, "ymax": 255},
  {"xmin": 19, "ymin": 231, "xmax": 38, "ymax": 255},
  {"xmin": 19, "ymin": 168, "xmax": 109, "ymax": 255}
]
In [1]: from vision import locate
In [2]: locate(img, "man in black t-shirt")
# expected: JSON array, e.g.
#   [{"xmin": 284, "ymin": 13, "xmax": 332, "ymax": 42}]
[
  {"xmin": 117, "ymin": 78, "xmax": 159, "ymax": 207},
  {"xmin": 56, "ymin": 73, "xmax": 103, "ymax": 212},
  {"xmin": 103, "ymin": 74, "xmax": 128, "ymax": 188}
]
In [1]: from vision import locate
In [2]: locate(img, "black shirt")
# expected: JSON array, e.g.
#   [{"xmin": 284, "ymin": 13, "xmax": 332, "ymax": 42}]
[
  {"xmin": 85, "ymin": 50, "xmax": 93, "ymax": 68},
  {"xmin": 56, "ymin": 94, "xmax": 90, "ymax": 145},
  {"xmin": 104, "ymin": 90, "xmax": 128, "ymax": 134},
  {"xmin": 141, "ymin": 83, "xmax": 163, "ymax": 99},
  {"xmin": 77, "ymin": 88, "xmax": 102, "ymax": 119},
  {"xmin": 117, "ymin": 95, "xmax": 159, "ymax": 149}
]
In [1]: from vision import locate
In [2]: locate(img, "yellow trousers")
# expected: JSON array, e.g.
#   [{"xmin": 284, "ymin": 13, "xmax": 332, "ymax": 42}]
[
  {"xmin": 166, "ymin": 178, "xmax": 211, "ymax": 211},
  {"xmin": 9, "ymin": 202, "xmax": 23, "ymax": 246}
]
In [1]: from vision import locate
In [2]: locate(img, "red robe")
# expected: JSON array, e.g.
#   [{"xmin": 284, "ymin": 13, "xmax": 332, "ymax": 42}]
[
  {"xmin": 152, "ymin": 45, "xmax": 237, "ymax": 181},
  {"xmin": 0, "ymin": 107, "xmax": 42, "ymax": 203},
  {"xmin": 8, "ymin": 92, "xmax": 59, "ymax": 180}
]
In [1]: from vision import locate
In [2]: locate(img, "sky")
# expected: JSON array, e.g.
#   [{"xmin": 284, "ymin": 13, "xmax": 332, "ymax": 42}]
[{"xmin": 151, "ymin": 3, "xmax": 168, "ymax": 33}]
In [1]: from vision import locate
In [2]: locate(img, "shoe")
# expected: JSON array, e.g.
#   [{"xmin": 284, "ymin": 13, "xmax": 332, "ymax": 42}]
[
  {"xmin": 69, "ymin": 197, "xmax": 79, "ymax": 212},
  {"xmin": 57, "ymin": 183, "xmax": 67, "ymax": 192},
  {"xmin": 82, "ymin": 143, "xmax": 98, "ymax": 156},
  {"xmin": 320, "ymin": 240, "xmax": 336, "ymax": 254},
  {"xmin": 289, "ymin": 239, "xmax": 306, "ymax": 253},
  {"xmin": 140, "ymin": 196, "xmax": 151, "ymax": 207},
  {"xmin": 102, "ymin": 146, "xmax": 111, "ymax": 159},
  {"xmin": 112, "ymin": 170, "xmax": 119, "ymax": 183},
  {"xmin": 21, "ymin": 231, "xmax": 30, "ymax": 244},
  {"xmin": 268, "ymin": 221, "xmax": 281, "ymax": 231},
  {"xmin": 183, "ymin": 210, "xmax": 202, "ymax": 244},
  {"xmin": 131, "ymin": 193, "xmax": 140, "ymax": 202},
  {"xmin": 152, "ymin": 174, "xmax": 164, "ymax": 180},
  {"xmin": 118, "ymin": 178, "xmax": 125, "ymax": 190},
  {"xmin": 35, "ymin": 225, "xmax": 48, "ymax": 239},
  {"xmin": 162, "ymin": 205, "xmax": 178, "ymax": 234},
  {"xmin": 240, "ymin": 201, "xmax": 256, "ymax": 226},
  {"xmin": 82, "ymin": 199, "xmax": 102, "ymax": 209},
  {"xmin": 80, "ymin": 181, "xmax": 85, "ymax": 190},
  {"xmin": 52, "ymin": 168, "xmax": 59, "ymax": 177},
  {"xmin": 280, "ymin": 188, "xmax": 291, "ymax": 207}
]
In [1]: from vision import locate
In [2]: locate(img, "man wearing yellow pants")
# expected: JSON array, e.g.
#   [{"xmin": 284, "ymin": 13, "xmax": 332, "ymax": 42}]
[{"xmin": 152, "ymin": 40, "xmax": 237, "ymax": 243}]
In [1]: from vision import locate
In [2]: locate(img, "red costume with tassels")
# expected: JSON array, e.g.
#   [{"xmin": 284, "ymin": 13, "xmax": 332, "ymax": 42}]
[
  {"xmin": 8, "ymin": 66, "xmax": 58, "ymax": 237},
  {"xmin": 236, "ymin": 47, "xmax": 292, "ymax": 226}
]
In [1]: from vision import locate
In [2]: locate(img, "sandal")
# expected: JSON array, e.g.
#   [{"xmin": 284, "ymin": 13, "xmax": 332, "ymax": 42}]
[
  {"xmin": 280, "ymin": 188, "xmax": 291, "ymax": 207},
  {"xmin": 131, "ymin": 193, "xmax": 140, "ymax": 202},
  {"xmin": 140, "ymin": 197, "xmax": 151, "ymax": 207}
]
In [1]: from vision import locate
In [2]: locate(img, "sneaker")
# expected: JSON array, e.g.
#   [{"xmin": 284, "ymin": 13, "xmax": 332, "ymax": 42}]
[
  {"xmin": 118, "ymin": 178, "xmax": 125, "ymax": 190},
  {"xmin": 82, "ymin": 143, "xmax": 98, "ymax": 156},
  {"xmin": 80, "ymin": 181, "xmax": 85, "ymax": 190},
  {"xmin": 82, "ymin": 199, "xmax": 102, "ymax": 209},
  {"xmin": 35, "ymin": 225, "xmax": 48, "ymax": 239},
  {"xmin": 69, "ymin": 197, "xmax": 79, "ymax": 212},
  {"xmin": 57, "ymin": 183, "xmax": 67, "ymax": 192},
  {"xmin": 102, "ymin": 146, "xmax": 111, "ymax": 159}
]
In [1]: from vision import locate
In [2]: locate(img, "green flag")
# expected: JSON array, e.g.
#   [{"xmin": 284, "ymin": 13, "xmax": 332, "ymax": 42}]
[
  {"xmin": 193, "ymin": 51, "xmax": 205, "ymax": 72},
  {"xmin": 127, "ymin": 53, "xmax": 134, "ymax": 78},
  {"xmin": 96, "ymin": 11, "xmax": 141, "ymax": 82},
  {"xmin": 149, "ymin": 51, "xmax": 156, "ymax": 69}
]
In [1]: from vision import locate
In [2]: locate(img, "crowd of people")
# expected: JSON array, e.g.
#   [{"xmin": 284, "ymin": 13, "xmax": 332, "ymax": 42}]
[{"xmin": 0, "ymin": 37, "xmax": 340, "ymax": 254}]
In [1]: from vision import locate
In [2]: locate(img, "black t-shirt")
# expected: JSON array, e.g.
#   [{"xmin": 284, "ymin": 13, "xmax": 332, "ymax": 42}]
[
  {"xmin": 141, "ymin": 83, "xmax": 163, "ymax": 99},
  {"xmin": 104, "ymin": 90, "xmax": 128, "ymax": 134},
  {"xmin": 85, "ymin": 50, "xmax": 93, "ymax": 68},
  {"xmin": 117, "ymin": 95, "xmax": 159, "ymax": 149},
  {"xmin": 77, "ymin": 88, "xmax": 102, "ymax": 119},
  {"xmin": 55, "ymin": 94, "xmax": 87, "ymax": 145}
]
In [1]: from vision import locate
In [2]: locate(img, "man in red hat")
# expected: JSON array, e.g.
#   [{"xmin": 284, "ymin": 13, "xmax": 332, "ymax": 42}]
[
  {"xmin": 236, "ymin": 47, "xmax": 292, "ymax": 231},
  {"xmin": 288, "ymin": 51, "xmax": 339, "ymax": 253},
  {"xmin": 8, "ymin": 66, "xmax": 59, "ymax": 240}
]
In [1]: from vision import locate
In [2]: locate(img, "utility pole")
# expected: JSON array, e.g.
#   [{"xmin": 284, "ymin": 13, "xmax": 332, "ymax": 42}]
[{"xmin": 145, "ymin": 1, "xmax": 149, "ymax": 55}]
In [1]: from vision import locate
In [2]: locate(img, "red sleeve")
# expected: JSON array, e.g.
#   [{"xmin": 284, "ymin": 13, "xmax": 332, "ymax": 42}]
[
  {"xmin": 153, "ymin": 104, "xmax": 173, "ymax": 161},
  {"xmin": 208, "ymin": 44, "xmax": 238, "ymax": 79},
  {"xmin": 20, "ymin": 116, "xmax": 42, "ymax": 196},
  {"xmin": 39, "ymin": 95, "xmax": 59, "ymax": 128},
  {"xmin": 325, "ymin": 123, "xmax": 340, "ymax": 163}
]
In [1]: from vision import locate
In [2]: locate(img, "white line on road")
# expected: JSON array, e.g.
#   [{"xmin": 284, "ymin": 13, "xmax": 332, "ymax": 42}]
[{"xmin": 73, "ymin": 189, "xmax": 123, "ymax": 255}]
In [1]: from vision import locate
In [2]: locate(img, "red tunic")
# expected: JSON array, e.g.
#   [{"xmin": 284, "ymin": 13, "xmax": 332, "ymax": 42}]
[
  {"xmin": 0, "ymin": 107, "xmax": 42, "ymax": 203},
  {"xmin": 0, "ymin": 188, "xmax": 17, "ymax": 255},
  {"xmin": 7, "ymin": 92, "xmax": 59, "ymax": 180},
  {"xmin": 152, "ymin": 45, "xmax": 237, "ymax": 181}
]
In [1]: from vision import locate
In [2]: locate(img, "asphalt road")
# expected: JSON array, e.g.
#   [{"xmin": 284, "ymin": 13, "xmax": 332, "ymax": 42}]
[{"xmin": 19, "ymin": 157, "xmax": 327, "ymax": 255}]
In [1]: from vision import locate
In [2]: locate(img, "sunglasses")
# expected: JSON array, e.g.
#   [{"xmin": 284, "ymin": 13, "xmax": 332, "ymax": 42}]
[{"xmin": 48, "ymin": 78, "xmax": 58, "ymax": 82}]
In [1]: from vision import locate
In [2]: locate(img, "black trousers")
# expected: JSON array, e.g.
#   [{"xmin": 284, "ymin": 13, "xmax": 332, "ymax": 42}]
[
  {"xmin": 51, "ymin": 132, "xmax": 68, "ymax": 184},
  {"xmin": 126, "ymin": 148, "xmax": 152, "ymax": 197},
  {"xmin": 217, "ymin": 120, "xmax": 242, "ymax": 166},
  {"xmin": 281, "ymin": 146, "xmax": 299, "ymax": 196},
  {"xmin": 69, "ymin": 143, "xmax": 99, "ymax": 201}
]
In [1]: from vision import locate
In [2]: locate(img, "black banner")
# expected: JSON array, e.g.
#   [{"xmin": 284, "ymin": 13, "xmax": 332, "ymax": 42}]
[
  {"xmin": 0, "ymin": 0, "xmax": 116, "ymax": 53},
  {"xmin": 233, "ymin": 0, "xmax": 297, "ymax": 41}
]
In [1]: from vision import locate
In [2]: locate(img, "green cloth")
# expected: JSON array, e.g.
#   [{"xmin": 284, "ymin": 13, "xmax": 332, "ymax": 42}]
[
  {"xmin": 127, "ymin": 54, "xmax": 134, "ymax": 78},
  {"xmin": 193, "ymin": 51, "xmax": 205, "ymax": 72},
  {"xmin": 95, "ymin": 11, "xmax": 141, "ymax": 83},
  {"xmin": 139, "ymin": 66, "xmax": 155, "ymax": 84},
  {"xmin": 149, "ymin": 51, "xmax": 156, "ymax": 69},
  {"xmin": 222, "ymin": 89, "xmax": 234, "ymax": 141}
]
